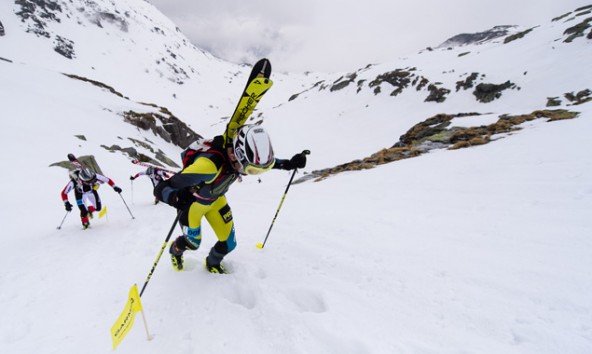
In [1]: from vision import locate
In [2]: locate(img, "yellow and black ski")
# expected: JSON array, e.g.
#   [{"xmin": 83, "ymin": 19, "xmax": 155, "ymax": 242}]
[{"xmin": 224, "ymin": 58, "xmax": 273, "ymax": 145}]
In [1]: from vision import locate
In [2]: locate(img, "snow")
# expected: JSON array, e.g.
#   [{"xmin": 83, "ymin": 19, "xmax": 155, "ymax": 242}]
[{"xmin": 1, "ymin": 1, "xmax": 592, "ymax": 353}]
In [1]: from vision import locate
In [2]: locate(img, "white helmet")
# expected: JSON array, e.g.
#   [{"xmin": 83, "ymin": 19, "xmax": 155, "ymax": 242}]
[
  {"xmin": 232, "ymin": 125, "xmax": 275, "ymax": 175},
  {"xmin": 78, "ymin": 168, "xmax": 96, "ymax": 183}
]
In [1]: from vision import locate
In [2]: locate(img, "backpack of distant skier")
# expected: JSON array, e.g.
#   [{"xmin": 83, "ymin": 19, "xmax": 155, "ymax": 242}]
[{"xmin": 180, "ymin": 135, "xmax": 226, "ymax": 169}]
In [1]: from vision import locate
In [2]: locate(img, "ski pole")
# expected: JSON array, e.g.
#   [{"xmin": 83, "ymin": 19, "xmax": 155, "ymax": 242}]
[
  {"xmin": 56, "ymin": 211, "xmax": 70, "ymax": 230},
  {"xmin": 140, "ymin": 212, "xmax": 180, "ymax": 297},
  {"xmin": 256, "ymin": 150, "xmax": 310, "ymax": 249},
  {"xmin": 131, "ymin": 180, "xmax": 134, "ymax": 205},
  {"xmin": 118, "ymin": 193, "xmax": 135, "ymax": 219}
]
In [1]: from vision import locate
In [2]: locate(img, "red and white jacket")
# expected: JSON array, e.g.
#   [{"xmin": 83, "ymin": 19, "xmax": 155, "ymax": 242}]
[{"xmin": 61, "ymin": 173, "xmax": 116, "ymax": 202}]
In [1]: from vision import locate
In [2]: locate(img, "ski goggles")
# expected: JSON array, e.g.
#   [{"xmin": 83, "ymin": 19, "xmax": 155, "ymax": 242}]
[
  {"xmin": 242, "ymin": 160, "xmax": 275, "ymax": 175},
  {"xmin": 233, "ymin": 148, "xmax": 275, "ymax": 175}
]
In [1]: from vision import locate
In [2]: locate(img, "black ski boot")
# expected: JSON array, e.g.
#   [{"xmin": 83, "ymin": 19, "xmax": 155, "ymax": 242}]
[
  {"xmin": 205, "ymin": 246, "xmax": 227, "ymax": 274},
  {"xmin": 169, "ymin": 237, "xmax": 185, "ymax": 271}
]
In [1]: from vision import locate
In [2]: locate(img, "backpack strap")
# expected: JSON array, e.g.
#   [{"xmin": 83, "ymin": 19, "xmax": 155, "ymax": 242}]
[
  {"xmin": 203, "ymin": 136, "xmax": 227, "ymax": 169},
  {"xmin": 182, "ymin": 135, "xmax": 227, "ymax": 170}
]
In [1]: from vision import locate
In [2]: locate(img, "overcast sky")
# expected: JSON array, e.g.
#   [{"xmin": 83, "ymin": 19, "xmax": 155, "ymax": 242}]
[{"xmin": 147, "ymin": 0, "xmax": 590, "ymax": 73}]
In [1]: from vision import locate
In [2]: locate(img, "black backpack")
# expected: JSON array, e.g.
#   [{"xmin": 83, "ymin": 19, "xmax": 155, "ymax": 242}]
[{"xmin": 180, "ymin": 135, "xmax": 226, "ymax": 169}]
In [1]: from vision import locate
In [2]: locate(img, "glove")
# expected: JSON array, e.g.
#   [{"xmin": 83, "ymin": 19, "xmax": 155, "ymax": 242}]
[
  {"xmin": 172, "ymin": 188, "xmax": 195, "ymax": 210},
  {"xmin": 130, "ymin": 176, "xmax": 135, "ymax": 180},
  {"xmin": 289, "ymin": 153, "xmax": 307, "ymax": 169},
  {"xmin": 113, "ymin": 186, "xmax": 122, "ymax": 193},
  {"xmin": 64, "ymin": 201, "xmax": 73, "ymax": 211}
]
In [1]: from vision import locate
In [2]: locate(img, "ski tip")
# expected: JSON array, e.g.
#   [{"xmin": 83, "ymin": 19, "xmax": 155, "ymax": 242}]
[
  {"xmin": 67, "ymin": 153, "xmax": 77, "ymax": 162},
  {"xmin": 254, "ymin": 58, "xmax": 272, "ymax": 75}
]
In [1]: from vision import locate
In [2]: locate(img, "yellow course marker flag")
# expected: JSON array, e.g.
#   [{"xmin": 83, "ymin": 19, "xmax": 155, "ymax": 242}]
[{"xmin": 110, "ymin": 284, "xmax": 144, "ymax": 350}]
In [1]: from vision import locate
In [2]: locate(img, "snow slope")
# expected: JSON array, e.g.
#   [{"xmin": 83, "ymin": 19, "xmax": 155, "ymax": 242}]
[{"xmin": 0, "ymin": 1, "xmax": 591, "ymax": 353}]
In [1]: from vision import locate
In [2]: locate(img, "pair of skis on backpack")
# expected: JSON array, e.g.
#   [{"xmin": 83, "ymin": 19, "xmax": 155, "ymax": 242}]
[{"xmin": 131, "ymin": 58, "xmax": 274, "ymax": 175}]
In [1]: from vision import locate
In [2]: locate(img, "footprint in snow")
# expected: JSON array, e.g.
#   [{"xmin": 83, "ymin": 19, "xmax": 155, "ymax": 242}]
[{"xmin": 284, "ymin": 288, "xmax": 327, "ymax": 313}]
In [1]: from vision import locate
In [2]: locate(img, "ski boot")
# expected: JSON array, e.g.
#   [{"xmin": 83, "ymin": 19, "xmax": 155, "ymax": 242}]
[
  {"xmin": 81, "ymin": 216, "xmax": 91, "ymax": 230},
  {"xmin": 87, "ymin": 206, "xmax": 96, "ymax": 219},
  {"xmin": 205, "ymin": 257, "xmax": 226, "ymax": 274},
  {"xmin": 171, "ymin": 253, "xmax": 183, "ymax": 271},
  {"xmin": 169, "ymin": 238, "xmax": 185, "ymax": 271}
]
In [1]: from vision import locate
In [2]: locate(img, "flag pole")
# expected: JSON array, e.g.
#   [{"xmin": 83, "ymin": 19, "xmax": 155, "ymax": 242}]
[{"xmin": 136, "ymin": 284, "xmax": 152, "ymax": 341}]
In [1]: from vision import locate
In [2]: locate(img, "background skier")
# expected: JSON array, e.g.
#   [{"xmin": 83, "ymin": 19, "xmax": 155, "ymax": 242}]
[
  {"xmin": 130, "ymin": 166, "xmax": 170, "ymax": 204},
  {"xmin": 61, "ymin": 168, "xmax": 122, "ymax": 229}
]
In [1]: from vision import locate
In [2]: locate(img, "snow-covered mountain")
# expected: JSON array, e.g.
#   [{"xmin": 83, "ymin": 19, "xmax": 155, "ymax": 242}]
[
  {"xmin": 3, "ymin": 0, "xmax": 590, "ymax": 173},
  {"xmin": 1, "ymin": 1, "xmax": 591, "ymax": 353},
  {"xmin": 2, "ymin": 0, "xmax": 260, "ymax": 127},
  {"xmin": 264, "ymin": 6, "xmax": 592, "ymax": 174}
]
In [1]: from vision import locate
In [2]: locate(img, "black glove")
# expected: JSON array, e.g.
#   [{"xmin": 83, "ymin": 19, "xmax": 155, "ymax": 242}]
[
  {"xmin": 172, "ymin": 188, "xmax": 195, "ymax": 210},
  {"xmin": 113, "ymin": 186, "xmax": 122, "ymax": 193},
  {"xmin": 64, "ymin": 201, "xmax": 73, "ymax": 211},
  {"xmin": 130, "ymin": 176, "xmax": 135, "ymax": 180},
  {"xmin": 289, "ymin": 153, "xmax": 307, "ymax": 169}
]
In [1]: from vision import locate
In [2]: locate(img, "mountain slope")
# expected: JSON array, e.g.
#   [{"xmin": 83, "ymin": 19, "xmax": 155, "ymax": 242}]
[
  {"xmin": 0, "ymin": 1, "xmax": 591, "ymax": 354},
  {"xmin": 263, "ymin": 6, "xmax": 592, "ymax": 173},
  {"xmin": 2, "ymin": 0, "xmax": 256, "ymax": 124}
]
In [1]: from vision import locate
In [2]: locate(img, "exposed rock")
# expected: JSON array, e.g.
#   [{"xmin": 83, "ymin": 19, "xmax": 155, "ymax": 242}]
[
  {"xmin": 425, "ymin": 84, "xmax": 451, "ymax": 102},
  {"xmin": 564, "ymin": 89, "xmax": 592, "ymax": 105},
  {"xmin": 504, "ymin": 27, "xmax": 535, "ymax": 44},
  {"xmin": 396, "ymin": 113, "xmax": 480, "ymax": 147},
  {"xmin": 64, "ymin": 73, "xmax": 197, "ymax": 150},
  {"xmin": 122, "ymin": 106, "xmax": 201, "ymax": 149},
  {"xmin": 330, "ymin": 73, "xmax": 357, "ymax": 92},
  {"xmin": 473, "ymin": 81, "xmax": 516, "ymax": 103},
  {"xmin": 64, "ymin": 74, "xmax": 126, "ymax": 98},
  {"xmin": 54, "ymin": 35, "xmax": 75, "ymax": 59},
  {"xmin": 100, "ymin": 144, "xmax": 180, "ymax": 168},
  {"xmin": 369, "ymin": 69, "xmax": 414, "ymax": 96},
  {"xmin": 552, "ymin": 12, "xmax": 572, "ymax": 22},
  {"xmin": 356, "ymin": 79, "xmax": 366, "ymax": 93},
  {"xmin": 415, "ymin": 77, "xmax": 429, "ymax": 91},
  {"xmin": 546, "ymin": 97, "xmax": 562, "ymax": 107},
  {"xmin": 49, "ymin": 154, "xmax": 103, "ymax": 174},
  {"xmin": 101, "ymin": 144, "xmax": 138, "ymax": 157},
  {"xmin": 308, "ymin": 146, "xmax": 421, "ymax": 182},
  {"xmin": 563, "ymin": 16, "xmax": 592, "ymax": 42},
  {"xmin": 15, "ymin": 0, "xmax": 63, "ymax": 38},
  {"xmin": 438, "ymin": 25, "xmax": 517, "ymax": 48},
  {"xmin": 306, "ymin": 110, "xmax": 579, "ymax": 182},
  {"xmin": 456, "ymin": 72, "xmax": 479, "ymax": 91},
  {"xmin": 90, "ymin": 11, "xmax": 129, "ymax": 32}
]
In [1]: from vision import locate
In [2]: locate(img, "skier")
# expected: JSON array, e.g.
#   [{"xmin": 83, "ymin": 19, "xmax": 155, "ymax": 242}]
[
  {"xmin": 154, "ymin": 125, "xmax": 307, "ymax": 274},
  {"xmin": 130, "ymin": 166, "xmax": 170, "ymax": 204},
  {"xmin": 61, "ymin": 168, "xmax": 122, "ymax": 229}
]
